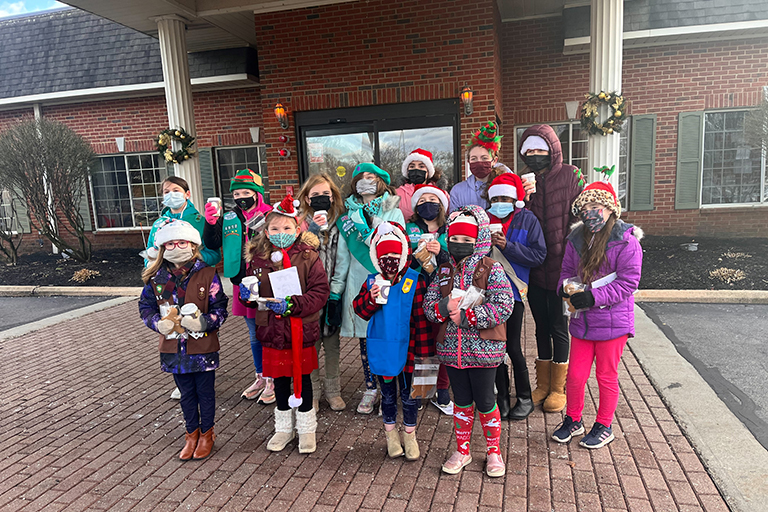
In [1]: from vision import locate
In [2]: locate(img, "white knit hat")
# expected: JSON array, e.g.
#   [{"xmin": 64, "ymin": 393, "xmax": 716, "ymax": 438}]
[
  {"xmin": 154, "ymin": 219, "xmax": 201, "ymax": 247},
  {"xmin": 520, "ymin": 135, "xmax": 549, "ymax": 156},
  {"xmin": 401, "ymin": 148, "xmax": 436, "ymax": 178}
]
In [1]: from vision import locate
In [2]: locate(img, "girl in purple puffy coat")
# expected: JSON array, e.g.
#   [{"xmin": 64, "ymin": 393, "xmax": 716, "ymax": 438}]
[{"xmin": 551, "ymin": 181, "xmax": 643, "ymax": 450}]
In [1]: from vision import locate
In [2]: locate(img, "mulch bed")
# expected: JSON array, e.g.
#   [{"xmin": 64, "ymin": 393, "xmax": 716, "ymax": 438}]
[{"xmin": 1, "ymin": 235, "xmax": 767, "ymax": 290}]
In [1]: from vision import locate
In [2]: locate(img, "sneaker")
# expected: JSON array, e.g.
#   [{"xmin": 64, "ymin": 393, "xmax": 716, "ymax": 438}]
[
  {"xmin": 357, "ymin": 389, "xmax": 378, "ymax": 414},
  {"xmin": 241, "ymin": 375, "xmax": 266, "ymax": 400},
  {"xmin": 441, "ymin": 451, "xmax": 472, "ymax": 475},
  {"xmin": 431, "ymin": 398, "xmax": 454, "ymax": 416},
  {"xmin": 257, "ymin": 379, "xmax": 276, "ymax": 405},
  {"xmin": 417, "ymin": 398, "xmax": 424, "ymax": 411},
  {"xmin": 579, "ymin": 422, "xmax": 615, "ymax": 449},
  {"xmin": 552, "ymin": 415, "xmax": 585, "ymax": 443},
  {"xmin": 170, "ymin": 387, "xmax": 181, "ymax": 400}
]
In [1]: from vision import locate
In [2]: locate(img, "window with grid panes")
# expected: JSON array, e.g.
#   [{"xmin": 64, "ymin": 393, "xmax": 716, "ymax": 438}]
[
  {"xmin": 215, "ymin": 146, "xmax": 268, "ymax": 207},
  {"xmin": 0, "ymin": 190, "xmax": 18, "ymax": 233},
  {"xmin": 90, "ymin": 153, "xmax": 170, "ymax": 229}
]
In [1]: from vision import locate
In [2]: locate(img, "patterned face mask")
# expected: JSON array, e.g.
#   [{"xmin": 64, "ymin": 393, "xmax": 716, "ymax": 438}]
[
  {"xmin": 268, "ymin": 232, "xmax": 297, "ymax": 249},
  {"xmin": 378, "ymin": 255, "xmax": 400, "ymax": 275},
  {"xmin": 580, "ymin": 208, "xmax": 607, "ymax": 233}
]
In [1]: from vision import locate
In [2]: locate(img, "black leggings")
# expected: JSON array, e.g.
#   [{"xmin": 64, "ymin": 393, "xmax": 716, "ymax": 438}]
[
  {"xmin": 274, "ymin": 374, "xmax": 313, "ymax": 412},
  {"xmin": 446, "ymin": 366, "xmax": 497, "ymax": 413},
  {"xmin": 506, "ymin": 301, "xmax": 526, "ymax": 370},
  {"xmin": 528, "ymin": 284, "xmax": 570, "ymax": 363}
]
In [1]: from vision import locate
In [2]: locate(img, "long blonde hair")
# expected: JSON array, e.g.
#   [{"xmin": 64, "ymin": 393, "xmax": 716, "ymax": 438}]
[
  {"xmin": 297, "ymin": 173, "xmax": 345, "ymax": 226},
  {"xmin": 142, "ymin": 244, "xmax": 202, "ymax": 284}
]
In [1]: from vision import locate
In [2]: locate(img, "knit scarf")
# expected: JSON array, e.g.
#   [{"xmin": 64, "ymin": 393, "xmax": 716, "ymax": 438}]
[{"xmin": 345, "ymin": 193, "xmax": 384, "ymax": 239}]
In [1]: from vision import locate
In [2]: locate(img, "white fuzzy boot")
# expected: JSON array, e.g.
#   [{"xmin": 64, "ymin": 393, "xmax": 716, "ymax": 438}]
[
  {"xmin": 267, "ymin": 408, "xmax": 295, "ymax": 452},
  {"xmin": 296, "ymin": 409, "xmax": 317, "ymax": 454}
]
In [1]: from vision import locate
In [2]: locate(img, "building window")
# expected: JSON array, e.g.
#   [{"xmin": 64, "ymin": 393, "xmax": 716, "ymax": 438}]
[
  {"xmin": 702, "ymin": 110, "xmax": 764, "ymax": 206},
  {"xmin": 0, "ymin": 190, "xmax": 18, "ymax": 234},
  {"xmin": 90, "ymin": 153, "xmax": 170, "ymax": 229},
  {"xmin": 215, "ymin": 145, "xmax": 267, "ymax": 205}
]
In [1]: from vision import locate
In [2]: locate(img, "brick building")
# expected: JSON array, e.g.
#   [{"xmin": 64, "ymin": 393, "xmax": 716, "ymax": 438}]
[{"xmin": 1, "ymin": 0, "xmax": 767, "ymax": 256}]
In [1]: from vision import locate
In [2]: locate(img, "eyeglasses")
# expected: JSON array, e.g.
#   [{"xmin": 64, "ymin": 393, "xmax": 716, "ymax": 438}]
[{"xmin": 164, "ymin": 241, "xmax": 190, "ymax": 250}]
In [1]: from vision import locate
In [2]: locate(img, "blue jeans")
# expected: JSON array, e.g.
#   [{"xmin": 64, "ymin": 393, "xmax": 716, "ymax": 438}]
[
  {"xmin": 174, "ymin": 371, "xmax": 215, "ymax": 434},
  {"xmin": 378, "ymin": 372, "xmax": 417, "ymax": 427},
  {"xmin": 244, "ymin": 316, "xmax": 263, "ymax": 374}
]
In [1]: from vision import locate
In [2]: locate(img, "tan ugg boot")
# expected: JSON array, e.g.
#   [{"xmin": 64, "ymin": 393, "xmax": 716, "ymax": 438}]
[
  {"xmin": 385, "ymin": 428, "xmax": 404, "ymax": 458},
  {"xmin": 531, "ymin": 359, "xmax": 552, "ymax": 406},
  {"xmin": 543, "ymin": 362, "xmax": 568, "ymax": 413},
  {"xmin": 296, "ymin": 409, "xmax": 317, "ymax": 454},
  {"xmin": 325, "ymin": 378, "xmax": 346, "ymax": 411},
  {"xmin": 402, "ymin": 430, "xmax": 419, "ymax": 461},
  {"xmin": 267, "ymin": 408, "xmax": 295, "ymax": 452}
]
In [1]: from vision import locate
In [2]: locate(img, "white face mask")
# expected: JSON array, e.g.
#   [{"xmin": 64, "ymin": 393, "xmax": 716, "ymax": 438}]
[
  {"xmin": 356, "ymin": 178, "xmax": 378, "ymax": 195},
  {"xmin": 164, "ymin": 246, "xmax": 194, "ymax": 265}
]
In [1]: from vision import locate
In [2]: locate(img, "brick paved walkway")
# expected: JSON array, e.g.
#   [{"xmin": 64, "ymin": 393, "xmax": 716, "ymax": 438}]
[{"xmin": 1, "ymin": 300, "xmax": 730, "ymax": 511}]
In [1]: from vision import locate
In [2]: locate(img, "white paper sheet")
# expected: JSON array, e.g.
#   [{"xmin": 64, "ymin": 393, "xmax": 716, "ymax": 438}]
[{"xmin": 268, "ymin": 266, "xmax": 303, "ymax": 299}]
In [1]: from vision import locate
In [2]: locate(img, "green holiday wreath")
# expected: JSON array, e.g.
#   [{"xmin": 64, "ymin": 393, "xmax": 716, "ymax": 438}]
[
  {"xmin": 156, "ymin": 128, "xmax": 196, "ymax": 164},
  {"xmin": 579, "ymin": 91, "xmax": 628, "ymax": 136}
]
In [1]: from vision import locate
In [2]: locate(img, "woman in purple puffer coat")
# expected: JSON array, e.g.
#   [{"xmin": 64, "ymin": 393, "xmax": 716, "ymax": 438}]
[{"xmin": 551, "ymin": 181, "xmax": 643, "ymax": 451}]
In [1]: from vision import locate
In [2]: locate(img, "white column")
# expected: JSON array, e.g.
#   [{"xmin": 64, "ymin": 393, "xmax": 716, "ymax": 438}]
[
  {"xmin": 155, "ymin": 15, "xmax": 203, "ymax": 209},
  {"xmin": 587, "ymin": 0, "xmax": 623, "ymax": 187}
]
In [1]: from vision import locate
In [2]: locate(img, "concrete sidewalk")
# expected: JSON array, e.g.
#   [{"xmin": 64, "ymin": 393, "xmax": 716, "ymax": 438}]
[{"xmin": 0, "ymin": 300, "xmax": 731, "ymax": 511}]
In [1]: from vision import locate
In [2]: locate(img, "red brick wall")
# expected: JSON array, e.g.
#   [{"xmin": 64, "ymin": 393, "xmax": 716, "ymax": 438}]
[
  {"xmin": 254, "ymin": 0, "xmax": 500, "ymax": 195},
  {"xmin": 500, "ymin": 16, "xmax": 768, "ymax": 237}
]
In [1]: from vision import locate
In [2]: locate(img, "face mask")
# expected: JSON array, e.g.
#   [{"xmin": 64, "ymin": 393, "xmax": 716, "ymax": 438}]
[
  {"xmin": 448, "ymin": 241, "xmax": 475, "ymax": 262},
  {"xmin": 235, "ymin": 195, "xmax": 256, "ymax": 211},
  {"xmin": 488, "ymin": 202, "xmax": 515, "ymax": 219},
  {"xmin": 164, "ymin": 246, "xmax": 194, "ymax": 264},
  {"xmin": 580, "ymin": 209, "xmax": 607, "ymax": 233},
  {"xmin": 268, "ymin": 232, "xmax": 297, "ymax": 249},
  {"xmin": 309, "ymin": 195, "xmax": 332, "ymax": 212},
  {"xmin": 356, "ymin": 178, "xmax": 379, "ymax": 196},
  {"xmin": 416, "ymin": 202, "xmax": 440, "ymax": 221},
  {"xmin": 378, "ymin": 255, "xmax": 400, "ymax": 275},
  {"xmin": 524, "ymin": 154, "xmax": 550, "ymax": 172},
  {"xmin": 469, "ymin": 161, "xmax": 493, "ymax": 179},
  {"xmin": 408, "ymin": 169, "xmax": 427, "ymax": 185},
  {"xmin": 162, "ymin": 191, "xmax": 186, "ymax": 209}
]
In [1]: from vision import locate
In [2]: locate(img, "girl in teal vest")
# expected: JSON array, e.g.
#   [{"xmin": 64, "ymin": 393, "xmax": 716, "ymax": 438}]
[
  {"xmin": 202, "ymin": 168, "xmax": 274, "ymax": 403},
  {"xmin": 352, "ymin": 222, "xmax": 431, "ymax": 461}
]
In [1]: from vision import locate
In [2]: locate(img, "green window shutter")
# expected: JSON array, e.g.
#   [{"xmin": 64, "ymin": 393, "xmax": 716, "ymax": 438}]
[
  {"xmin": 675, "ymin": 111, "xmax": 704, "ymax": 210},
  {"xmin": 78, "ymin": 181, "xmax": 93, "ymax": 231},
  {"xmin": 198, "ymin": 148, "xmax": 216, "ymax": 200},
  {"xmin": 12, "ymin": 187, "xmax": 31, "ymax": 234},
  {"xmin": 629, "ymin": 114, "xmax": 656, "ymax": 211}
]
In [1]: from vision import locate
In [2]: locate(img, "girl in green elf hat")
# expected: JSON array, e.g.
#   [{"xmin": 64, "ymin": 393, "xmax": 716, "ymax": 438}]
[
  {"xmin": 332, "ymin": 162, "xmax": 405, "ymax": 414},
  {"xmin": 203, "ymin": 168, "xmax": 275, "ymax": 403}
]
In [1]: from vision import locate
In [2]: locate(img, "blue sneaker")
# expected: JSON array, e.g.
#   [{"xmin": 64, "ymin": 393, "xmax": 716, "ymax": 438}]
[
  {"xmin": 552, "ymin": 415, "xmax": 585, "ymax": 443},
  {"xmin": 579, "ymin": 422, "xmax": 614, "ymax": 449}
]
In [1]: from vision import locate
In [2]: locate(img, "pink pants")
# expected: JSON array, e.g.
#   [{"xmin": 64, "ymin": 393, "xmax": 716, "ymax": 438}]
[{"xmin": 566, "ymin": 335, "xmax": 628, "ymax": 427}]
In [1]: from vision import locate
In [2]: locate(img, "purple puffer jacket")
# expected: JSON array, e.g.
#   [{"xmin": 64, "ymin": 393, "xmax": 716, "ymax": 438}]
[{"xmin": 559, "ymin": 220, "xmax": 643, "ymax": 341}]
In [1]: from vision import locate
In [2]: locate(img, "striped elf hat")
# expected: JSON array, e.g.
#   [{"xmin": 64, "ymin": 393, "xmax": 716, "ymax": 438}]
[{"xmin": 468, "ymin": 121, "xmax": 503, "ymax": 153}]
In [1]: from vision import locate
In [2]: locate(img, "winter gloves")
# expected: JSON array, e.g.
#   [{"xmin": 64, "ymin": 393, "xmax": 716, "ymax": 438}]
[
  {"xmin": 326, "ymin": 299, "xmax": 342, "ymax": 326},
  {"xmin": 204, "ymin": 203, "xmax": 219, "ymax": 225},
  {"xmin": 569, "ymin": 290, "xmax": 595, "ymax": 310},
  {"xmin": 266, "ymin": 298, "xmax": 292, "ymax": 316}
]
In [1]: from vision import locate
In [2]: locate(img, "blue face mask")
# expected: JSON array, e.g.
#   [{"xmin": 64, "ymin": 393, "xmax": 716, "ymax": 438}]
[
  {"xmin": 268, "ymin": 232, "xmax": 297, "ymax": 249},
  {"xmin": 488, "ymin": 202, "xmax": 515, "ymax": 219},
  {"xmin": 163, "ymin": 191, "xmax": 186, "ymax": 209}
]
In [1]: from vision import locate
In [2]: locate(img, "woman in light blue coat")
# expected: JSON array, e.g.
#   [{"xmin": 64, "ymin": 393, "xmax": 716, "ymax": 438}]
[{"xmin": 329, "ymin": 163, "xmax": 404, "ymax": 414}]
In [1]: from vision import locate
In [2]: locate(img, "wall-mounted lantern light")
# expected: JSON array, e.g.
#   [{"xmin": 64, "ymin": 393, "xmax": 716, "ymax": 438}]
[
  {"xmin": 460, "ymin": 84, "xmax": 474, "ymax": 116},
  {"xmin": 274, "ymin": 103, "xmax": 289, "ymax": 129}
]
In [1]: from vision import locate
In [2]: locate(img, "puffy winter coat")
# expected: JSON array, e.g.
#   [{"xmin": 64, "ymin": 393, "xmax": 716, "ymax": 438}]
[
  {"xmin": 520, "ymin": 125, "xmax": 583, "ymax": 290},
  {"xmin": 559, "ymin": 220, "xmax": 643, "ymax": 341}
]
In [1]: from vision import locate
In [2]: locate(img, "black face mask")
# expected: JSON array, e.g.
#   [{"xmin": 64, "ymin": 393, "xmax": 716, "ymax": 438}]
[
  {"xmin": 235, "ymin": 195, "xmax": 256, "ymax": 211},
  {"xmin": 416, "ymin": 202, "xmax": 440, "ymax": 221},
  {"xmin": 408, "ymin": 169, "xmax": 427, "ymax": 185},
  {"xmin": 448, "ymin": 241, "xmax": 475, "ymax": 262},
  {"xmin": 309, "ymin": 195, "xmax": 332, "ymax": 212},
  {"xmin": 524, "ymin": 154, "xmax": 551, "ymax": 172}
]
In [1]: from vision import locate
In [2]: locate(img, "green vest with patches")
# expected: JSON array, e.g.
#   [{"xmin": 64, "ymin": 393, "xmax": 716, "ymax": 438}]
[{"xmin": 222, "ymin": 211, "xmax": 243, "ymax": 278}]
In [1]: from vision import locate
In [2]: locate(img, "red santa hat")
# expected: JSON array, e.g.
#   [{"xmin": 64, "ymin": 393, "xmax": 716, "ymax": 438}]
[
  {"xmin": 488, "ymin": 173, "xmax": 526, "ymax": 209},
  {"xmin": 401, "ymin": 148, "xmax": 436, "ymax": 179},
  {"xmin": 571, "ymin": 181, "xmax": 622, "ymax": 218},
  {"xmin": 448, "ymin": 212, "xmax": 479, "ymax": 239},
  {"xmin": 410, "ymin": 184, "xmax": 449, "ymax": 212},
  {"xmin": 271, "ymin": 194, "xmax": 301, "ymax": 217}
]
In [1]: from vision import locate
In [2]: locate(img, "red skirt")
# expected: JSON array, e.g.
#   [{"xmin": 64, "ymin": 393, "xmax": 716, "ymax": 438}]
[{"xmin": 262, "ymin": 346, "xmax": 318, "ymax": 379}]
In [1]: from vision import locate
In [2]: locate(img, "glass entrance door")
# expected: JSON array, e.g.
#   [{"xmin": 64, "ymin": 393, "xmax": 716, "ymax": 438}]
[{"xmin": 304, "ymin": 125, "xmax": 375, "ymax": 194}]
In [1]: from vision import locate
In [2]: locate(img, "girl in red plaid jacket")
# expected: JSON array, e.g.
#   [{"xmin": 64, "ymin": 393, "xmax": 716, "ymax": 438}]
[{"xmin": 353, "ymin": 222, "xmax": 432, "ymax": 461}]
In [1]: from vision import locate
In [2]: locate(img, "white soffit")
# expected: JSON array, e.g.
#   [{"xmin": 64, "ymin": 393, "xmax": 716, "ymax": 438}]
[{"xmin": 564, "ymin": 19, "xmax": 768, "ymax": 55}]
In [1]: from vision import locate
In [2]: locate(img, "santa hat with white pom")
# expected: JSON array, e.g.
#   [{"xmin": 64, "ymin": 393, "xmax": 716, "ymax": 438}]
[{"xmin": 488, "ymin": 173, "xmax": 526, "ymax": 209}]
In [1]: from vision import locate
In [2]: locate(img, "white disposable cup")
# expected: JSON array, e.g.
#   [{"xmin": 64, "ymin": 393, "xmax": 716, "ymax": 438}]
[
  {"xmin": 451, "ymin": 288, "xmax": 466, "ymax": 300},
  {"xmin": 207, "ymin": 197, "xmax": 222, "ymax": 217},
  {"xmin": 315, "ymin": 210, "xmax": 329, "ymax": 231},
  {"xmin": 180, "ymin": 303, "xmax": 201, "ymax": 319},
  {"xmin": 374, "ymin": 278, "xmax": 390, "ymax": 304},
  {"xmin": 489, "ymin": 223, "xmax": 503, "ymax": 233},
  {"xmin": 521, "ymin": 173, "xmax": 537, "ymax": 194},
  {"xmin": 419, "ymin": 233, "xmax": 435, "ymax": 242},
  {"xmin": 240, "ymin": 276, "xmax": 259, "ymax": 300}
]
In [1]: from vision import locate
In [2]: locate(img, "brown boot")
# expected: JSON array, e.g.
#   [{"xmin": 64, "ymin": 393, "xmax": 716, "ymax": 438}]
[
  {"xmin": 179, "ymin": 429, "xmax": 199, "ymax": 460},
  {"xmin": 193, "ymin": 427, "xmax": 216, "ymax": 459},
  {"xmin": 543, "ymin": 362, "xmax": 568, "ymax": 413},
  {"xmin": 531, "ymin": 359, "xmax": 551, "ymax": 406}
]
